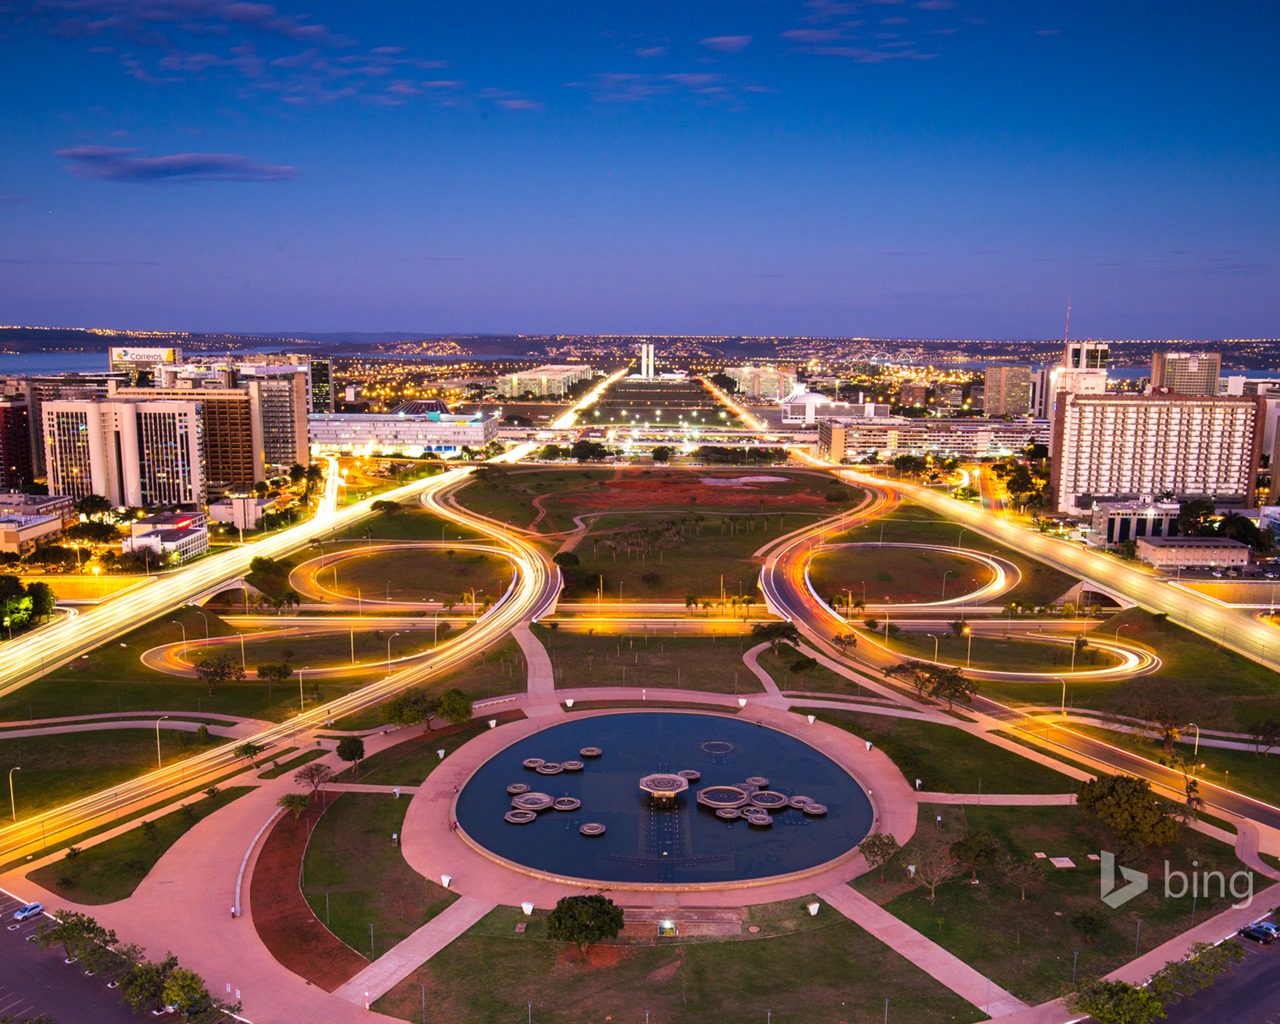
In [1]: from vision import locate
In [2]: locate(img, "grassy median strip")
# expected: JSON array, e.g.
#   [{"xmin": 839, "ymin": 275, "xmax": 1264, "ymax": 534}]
[{"xmin": 28, "ymin": 787, "xmax": 252, "ymax": 904}]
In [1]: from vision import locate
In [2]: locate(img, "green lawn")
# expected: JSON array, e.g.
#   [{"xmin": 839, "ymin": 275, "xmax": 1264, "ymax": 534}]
[
  {"xmin": 842, "ymin": 503, "xmax": 1080, "ymax": 609},
  {"xmin": 233, "ymin": 626, "xmax": 444, "ymax": 673},
  {"xmin": 756, "ymin": 645, "xmax": 869, "ymax": 696},
  {"xmin": 258, "ymin": 748, "xmax": 326, "ymax": 779},
  {"xmin": 810, "ymin": 545, "xmax": 991, "ymax": 605},
  {"xmin": 334, "ymin": 715, "xmax": 524, "ymax": 787},
  {"xmin": 854, "ymin": 805, "xmax": 1261, "ymax": 1004},
  {"xmin": 28, "ymin": 787, "xmax": 251, "ymax": 904},
  {"xmin": 0, "ymin": 729, "xmax": 222, "ymax": 820},
  {"xmin": 332, "ymin": 507, "xmax": 484, "ymax": 544},
  {"xmin": 301, "ymin": 793, "xmax": 456, "ymax": 959},
  {"xmin": 322, "ymin": 548, "xmax": 512, "ymax": 605},
  {"xmin": 374, "ymin": 903, "xmax": 983, "ymax": 1024},
  {"xmin": 811, "ymin": 708, "xmax": 1077, "ymax": 794},
  {"xmin": 536, "ymin": 626, "xmax": 766, "ymax": 694},
  {"xmin": 452, "ymin": 467, "xmax": 619, "ymax": 531}
]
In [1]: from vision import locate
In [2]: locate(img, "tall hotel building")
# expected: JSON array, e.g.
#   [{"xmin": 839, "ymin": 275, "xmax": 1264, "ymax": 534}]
[
  {"xmin": 43, "ymin": 399, "xmax": 206, "ymax": 507},
  {"xmin": 982, "ymin": 366, "xmax": 1033, "ymax": 416},
  {"xmin": 1049, "ymin": 393, "xmax": 1262, "ymax": 514}
]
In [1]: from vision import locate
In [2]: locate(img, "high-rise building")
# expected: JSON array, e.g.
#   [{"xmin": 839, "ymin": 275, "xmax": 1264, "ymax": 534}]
[
  {"xmin": 0, "ymin": 398, "xmax": 34, "ymax": 488},
  {"xmin": 983, "ymin": 366, "xmax": 1033, "ymax": 417},
  {"xmin": 636, "ymin": 342, "xmax": 656, "ymax": 379},
  {"xmin": 113, "ymin": 385, "xmax": 257, "ymax": 493},
  {"xmin": 1, "ymin": 374, "xmax": 128, "ymax": 474},
  {"xmin": 308, "ymin": 358, "xmax": 334, "ymax": 413},
  {"xmin": 44, "ymin": 399, "xmax": 205, "ymax": 507},
  {"xmin": 1151, "ymin": 351, "xmax": 1222, "ymax": 396},
  {"xmin": 108, "ymin": 346, "xmax": 182, "ymax": 384},
  {"xmin": 246, "ymin": 374, "xmax": 309, "ymax": 473},
  {"xmin": 1049, "ymin": 393, "xmax": 1262, "ymax": 514},
  {"xmin": 724, "ymin": 366, "xmax": 797, "ymax": 400}
]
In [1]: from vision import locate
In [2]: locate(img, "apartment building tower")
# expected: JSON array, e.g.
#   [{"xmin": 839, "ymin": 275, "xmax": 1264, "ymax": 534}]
[
  {"xmin": 983, "ymin": 366, "xmax": 1033, "ymax": 417},
  {"xmin": 1150, "ymin": 351, "xmax": 1222, "ymax": 396},
  {"xmin": 1049, "ymin": 392, "xmax": 1262, "ymax": 514}
]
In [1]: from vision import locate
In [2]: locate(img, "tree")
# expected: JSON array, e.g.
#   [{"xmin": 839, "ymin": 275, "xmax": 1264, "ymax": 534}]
[
  {"xmin": 75, "ymin": 493, "xmax": 113, "ymax": 520},
  {"xmin": 1149, "ymin": 940, "xmax": 1244, "ymax": 1005},
  {"xmin": 294, "ymin": 761, "xmax": 334, "ymax": 794},
  {"xmin": 1068, "ymin": 979, "xmax": 1166, "ymax": 1024},
  {"xmin": 1248, "ymin": 717, "xmax": 1280, "ymax": 755},
  {"xmin": 546, "ymin": 894, "xmax": 624, "ymax": 950},
  {"xmin": 552, "ymin": 551, "xmax": 580, "ymax": 569},
  {"xmin": 277, "ymin": 793, "xmax": 309, "ymax": 819},
  {"xmin": 948, "ymin": 619, "xmax": 966, "ymax": 637},
  {"xmin": 65, "ymin": 520, "xmax": 119, "ymax": 547},
  {"xmin": 304, "ymin": 463, "xmax": 324, "ymax": 496},
  {"xmin": 1111, "ymin": 678, "xmax": 1218, "ymax": 755},
  {"xmin": 750, "ymin": 620, "xmax": 801, "ymax": 653},
  {"xmin": 35, "ymin": 910, "xmax": 116, "ymax": 961},
  {"xmin": 1177, "ymin": 498, "xmax": 1216, "ymax": 537},
  {"xmin": 928, "ymin": 665, "xmax": 979, "ymax": 709},
  {"xmin": 832, "ymin": 632, "xmax": 858, "ymax": 652},
  {"xmin": 26, "ymin": 581, "xmax": 55, "ymax": 621},
  {"xmin": 863, "ymin": 617, "xmax": 879, "ymax": 632},
  {"xmin": 384, "ymin": 689, "xmax": 438, "ymax": 727},
  {"xmin": 436, "ymin": 688, "xmax": 473, "ymax": 727},
  {"xmin": 950, "ymin": 831, "xmax": 1003, "ymax": 882},
  {"xmin": 859, "ymin": 833, "xmax": 900, "ymax": 881},
  {"xmin": 162, "ymin": 966, "xmax": 212, "ymax": 1019},
  {"xmin": 1077, "ymin": 774, "xmax": 1180, "ymax": 849},
  {"xmin": 233, "ymin": 741, "xmax": 264, "ymax": 768},
  {"xmin": 336, "ymin": 736, "xmax": 366, "ymax": 778},
  {"xmin": 119, "ymin": 953, "xmax": 179, "ymax": 1013},
  {"xmin": 289, "ymin": 463, "xmax": 306, "ymax": 486},
  {"xmin": 256, "ymin": 660, "xmax": 294, "ymax": 694},
  {"xmin": 999, "ymin": 853, "xmax": 1043, "ymax": 901},
  {"xmin": 194, "ymin": 653, "xmax": 245, "ymax": 695},
  {"xmin": 912, "ymin": 834, "xmax": 961, "ymax": 901},
  {"xmin": 370, "ymin": 499, "xmax": 402, "ymax": 514},
  {"xmin": 651, "ymin": 445, "xmax": 674, "ymax": 463}
]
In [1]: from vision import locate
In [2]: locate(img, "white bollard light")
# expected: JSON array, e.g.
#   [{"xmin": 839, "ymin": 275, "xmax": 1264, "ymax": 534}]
[
  {"xmin": 807, "ymin": 902, "xmax": 820, "ymax": 917},
  {"xmin": 438, "ymin": 749, "xmax": 446, "ymax": 759},
  {"xmin": 488, "ymin": 719, "xmax": 497, "ymax": 729},
  {"xmin": 565, "ymin": 698, "xmax": 574, "ymax": 708},
  {"xmin": 521, "ymin": 901, "xmax": 535, "ymax": 916},
  {"xmin": 441, "ymin": 874, "xmax": 452, "ymax": 888},
  {"xmin": 738, "ymin": 698, "xmax": 747, "ymax": 708},
  {"xmin": 806, "ymin": 714, "xmax": 815, "ymax": 724},
  {"xmin": 865, "ymin": 740, "xmax": 872, "ymax": 751}
]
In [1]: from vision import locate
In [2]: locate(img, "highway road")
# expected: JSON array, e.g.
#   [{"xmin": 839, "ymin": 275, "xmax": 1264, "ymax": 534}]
[
  {"xmin": 0, "ymin": 468, "xmax": 561, "ymax": 863},
  {"xmin": 760, "ymin": 465, "xmax": 1280, "ymax": 832}
]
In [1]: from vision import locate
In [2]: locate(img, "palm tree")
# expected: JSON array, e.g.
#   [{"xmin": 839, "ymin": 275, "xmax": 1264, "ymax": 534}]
[
  {"xmin": 742, "ymin": 594, "xmax": 756, "ymax": 619},
  {"xmin": 685, "ymin": 594, "xmax": 698, "ymax": 617},
  {"xmin": 701, "ymin": 600, "xmax": 713, "ymax": 617}
]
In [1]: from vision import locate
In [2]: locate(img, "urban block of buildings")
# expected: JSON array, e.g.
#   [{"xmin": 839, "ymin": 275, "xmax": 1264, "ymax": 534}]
[{"xmin": 496, "ymin": 365, "xmax": 593, "ymax": 399}]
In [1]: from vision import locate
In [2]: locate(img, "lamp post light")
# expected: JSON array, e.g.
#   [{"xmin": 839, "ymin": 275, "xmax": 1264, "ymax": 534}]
[
  {"xmin": 386, "ymin": 633, "xmax": 401, "ymax": 677},
  {"xmin": 298, "ymin": 666, "xmax": 309, "ymax": 711},
  {"xmin": 1058, "ymin": 677, "xmax": 1067, "ymax": 718},
  {"xmin": 356, "ymin": 587, "xmax": 362, "ymax": 617},
  {"xmin": 1114, "ymin": 622, "xmax": 1130, "ymax": 645},
  {"xmin": 8, "ymin": 766, "xmax": 19, "ymax": 822},
  {"xmin": 155, "ymin": 716, "xmax": 169, "ymax": 769},
  {"xmin": 1189, "ymin": 722, "xmax": 1201, "ymax": 757},
  {"xmin": 964, "ymin": 625, "xmax": 973, "ymax": 668},
  {"xmin": 927, "ymin": 633, "xmax": 939, "ymax": 662},
  {"xmin": 941, "ymin": 570, "xmax": 954, "ymax": 601},
  {"xmin": 194, "ymin": 608, "xmax": 209, "ymax": 649},
  {"xmin": 174, "ymin": 620, "xmax": 187, "ymax": 657}
]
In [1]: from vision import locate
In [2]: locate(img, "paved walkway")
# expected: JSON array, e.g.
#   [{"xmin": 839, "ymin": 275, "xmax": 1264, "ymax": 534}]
[
  {"xmin": 510, "ymin": 622, "xmax": 559, "ymax": 714},
  {"xmin": 820, "ymin": 884, "xmax": 1028, "ymax": 1017},
  {"xmin": 332, "ymin": 895, "xmax": 495, "ymax": 1007}
]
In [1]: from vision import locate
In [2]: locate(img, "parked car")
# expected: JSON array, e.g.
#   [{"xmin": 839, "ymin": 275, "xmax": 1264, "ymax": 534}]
[
  {"xmin": 1253, "ymin": 920, "xmax": 1280, "ymax": 938},
  {"xmin": 12, "ymin": 902, "xmax": 43, "ymax": 921},
  {"xmin": 1238, "ymin": 924, "xmax": 1274, "ymax": 944}
]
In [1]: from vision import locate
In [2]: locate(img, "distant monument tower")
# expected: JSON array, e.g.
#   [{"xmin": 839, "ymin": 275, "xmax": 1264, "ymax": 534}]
[{"xmin": 636, "ymin": 341, "xmax": 656, "ymax": 378}]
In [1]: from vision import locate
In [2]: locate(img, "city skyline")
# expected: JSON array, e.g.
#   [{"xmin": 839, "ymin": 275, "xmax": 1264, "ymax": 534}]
[{"xmin": 2, "ymin": 0, "xmax": 1277, "ymax": 338}]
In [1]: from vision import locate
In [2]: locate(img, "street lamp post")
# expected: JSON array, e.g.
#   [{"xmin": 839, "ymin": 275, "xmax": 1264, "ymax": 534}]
[
  {"xmin": 174, "ymin": 620, "xmax": 187, "ymax": 656},
  {"xmin": 194, "ymin": 608, "xmax": 209, "ymax": 649},
  {"xmin": 356, "ymin": 587, "xmax": 362, "ymax": 617},
  {"xmin": 298, "ymin": 666, "xmax": 309, "ymax": 712},
  {"xmin": 1057, "ymin": 677, "xmax": 1067, "ymax": 718},
  {"xmin": 1189, "ymin": 722, "xmax": 1200, "ymax": 757},
  {"xmin": 942, "ymin": 570, "xmax": 953, "ymax": 601},
  {"xmin": 964, "ymin": 625, "xmax": 973, "ymax": 668},
  {"xmin": 927, "ymin": 633, "xmax": 939, "ymax": 662},
  {"xmin": 8, "ymin": 766, "xmax": 19, "ymax": 822},
  {"xmin": 155, "ymin": 716, "xmax": 169, "ymax": 769},
  {"xmin": 386, "ymin": 633, "xmax": 401, "ymax": 677},
  {"xmin": 1114, "ymin": 623, "xmax": 1130, "ymax": 644}
]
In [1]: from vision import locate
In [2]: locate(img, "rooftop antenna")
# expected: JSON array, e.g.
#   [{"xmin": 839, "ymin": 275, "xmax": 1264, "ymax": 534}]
[{"xmin": 1064, "ymin": 295, "xmax": 1072, "ymax": 343}]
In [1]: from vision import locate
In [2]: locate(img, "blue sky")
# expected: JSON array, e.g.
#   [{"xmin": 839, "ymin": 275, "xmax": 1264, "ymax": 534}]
[{"xmin": 1, "ymin": 0, "xmax": 1277, "ymax": 338}]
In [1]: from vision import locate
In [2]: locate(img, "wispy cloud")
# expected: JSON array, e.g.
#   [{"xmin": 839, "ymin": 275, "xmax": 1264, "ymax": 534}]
[
  {"xmin": 634, "ymin": 45, "xmax": 668, "ymax": 58},
  {"xmin": 915, "ymin": 0, "xmax": 957, "ymax": 9},
  {"xmin": 699, "ymin": 35, "xmax": 752, "ymax": 53},
  {"xmin": 57, "ymin": 146, "xmax": 297, "ymax": 182},
  {"xmin": 578, "ymin": 71, "xmax": 753, "ymax": 105},
  {"xmin": 479, "ymin": 88, "xmax": 541, "ymax": 111},
  {"xmin": 0, "ymin": 195, "xmax": 24, "ymax": 204},
  {"xmin": 1035, "ymin": 28, "xmax": 1061, "ymax": 36},
  {"xmin": 0, "ymin": 256, "xmax": 160, "ymax": 266}
]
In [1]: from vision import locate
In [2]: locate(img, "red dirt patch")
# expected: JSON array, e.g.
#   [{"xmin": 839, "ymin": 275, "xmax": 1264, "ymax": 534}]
[
  {"xmin": 554, "ymin": 943, "xmax": 626, "ymax": 973},
  {"xmin": 250, "ymin": 794, "xmax": 368, "ymax": 991}
]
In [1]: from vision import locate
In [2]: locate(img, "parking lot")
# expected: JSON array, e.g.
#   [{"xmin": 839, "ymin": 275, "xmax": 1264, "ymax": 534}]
[
  {"xmin": 1163, "ymin": 931, "xmax": 1280, "ymax": 1024},
  {"xmin": 0, "ymin": 889, "xmax": 145, "ymax": 1023}
]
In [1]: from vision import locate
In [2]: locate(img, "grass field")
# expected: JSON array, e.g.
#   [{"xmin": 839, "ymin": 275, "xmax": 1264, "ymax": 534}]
[
  {"xmin": 374, "ymin": 902, "xmax": 983, "ymax": 1024},
  {"xmin": 840, "ymin": 503, "xmax": 1080, "ymax": 609},
  {"xmin": 811, "ymin": 708, "xmax": 1078, "ymax": 794},
  {"xmin": 28, "ymin": 787, "xmax": 251, "ymax": 903},
  {"xmin": 854, "ymin": 805, "xmax": 1260, "ymax": 1004},
  {"xmin": 301, "ymin": 793, "xmax": 456, "ymax": 959},
  {"xmin": 755, "ymin": 645, "xmax": 868, "ymax": 696},
  {"xmin": 320, "ymin": 548, "xmax": 512, "ymax": 605},
  {"xmin": 0, "ymin": 728, "xmax": 219, "ymax": 820},
  {"xmin": 809, "ymin": 545, "xmax": 991, "ymax": 605},
  {"xmin": 536, "ymin": 626, "xmax": 766, "ymax": 694},
  {"xmin": 451, "ymin": 467, "xmax": 619, "ymax": 531},
  {"xmin": 330, "ymin": 508, "xmax": 484, "ymax": 544}
]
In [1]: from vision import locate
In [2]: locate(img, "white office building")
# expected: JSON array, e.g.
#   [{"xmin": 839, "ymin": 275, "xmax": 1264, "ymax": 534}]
[
  {"xmin": 308, "ymin": 410, "xmax": 499, "ymax": 457},
  {"xmin": 496, "ymin": 365, "xmax": 593, "ymax": 399},
  {"xmin": 724, "ymin": 366, "xmax": 798, "ymax": 401}
]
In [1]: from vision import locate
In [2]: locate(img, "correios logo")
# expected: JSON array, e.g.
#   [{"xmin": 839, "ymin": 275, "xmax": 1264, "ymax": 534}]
[{"xmin": 1099, "ymin": 851, "xmax": 1149, "ymax": 908}]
